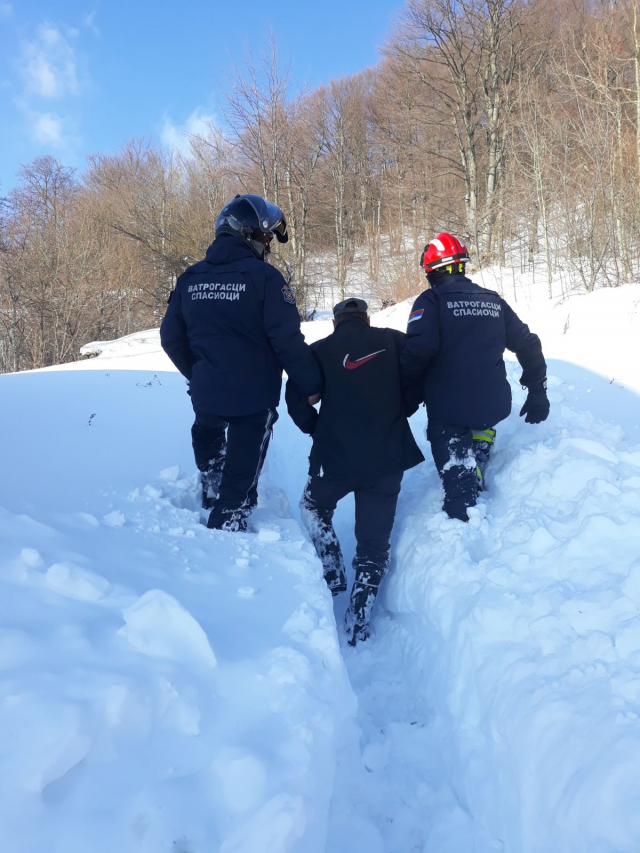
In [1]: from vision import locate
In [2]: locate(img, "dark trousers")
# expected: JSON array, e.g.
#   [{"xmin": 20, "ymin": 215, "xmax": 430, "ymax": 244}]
[
  {"xmin": 300, "ymin": 469, "xmax": 403, "ymax": 642},
  {"xmin": 427, "ymin": 421, "xmax": 495, "ymax": 521},
  {"xmin": 192, "ymin": 409, "xmax": 278, "ymax": 531}
]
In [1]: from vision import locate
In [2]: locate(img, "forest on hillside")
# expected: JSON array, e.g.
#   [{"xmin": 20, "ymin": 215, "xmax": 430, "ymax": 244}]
[{"xmin": 2, "ymin": 0, "xmax": 640, "ymax": 373}]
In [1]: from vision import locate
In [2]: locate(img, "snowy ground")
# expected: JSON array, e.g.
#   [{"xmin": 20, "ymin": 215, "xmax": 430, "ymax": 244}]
[
  {"xmin": 0, "ymin": 369, "xmax": 355, "ymax": 853},
  {"xmin": 2, "ymin": 278, "xmax": 640, "ymax": 851}
]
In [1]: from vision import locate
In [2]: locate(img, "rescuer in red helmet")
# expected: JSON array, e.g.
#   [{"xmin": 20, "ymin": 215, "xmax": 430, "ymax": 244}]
[{"xmin": 400, "ymin": 232, "xmax": 549, "ymax": 521}]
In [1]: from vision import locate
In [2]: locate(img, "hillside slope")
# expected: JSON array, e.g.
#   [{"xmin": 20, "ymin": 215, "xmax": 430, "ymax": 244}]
[{"xmin": 1, "ymin": 281, "xmax": 640, "ymax": 851}]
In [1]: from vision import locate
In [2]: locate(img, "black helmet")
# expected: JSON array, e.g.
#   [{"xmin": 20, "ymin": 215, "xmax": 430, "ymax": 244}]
[{"xmin": 215, "ymin": 194, "xmax": 288, "ymax": 259}]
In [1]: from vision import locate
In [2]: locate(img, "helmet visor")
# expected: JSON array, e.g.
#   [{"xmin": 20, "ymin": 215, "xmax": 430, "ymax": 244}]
[
  {"xmin": 272, "ymin": 215, "xmax": 288, "ymax": 243},
  {"xmin": 243, "ymin": 194, "xmax": 288, "ymax": 243}
]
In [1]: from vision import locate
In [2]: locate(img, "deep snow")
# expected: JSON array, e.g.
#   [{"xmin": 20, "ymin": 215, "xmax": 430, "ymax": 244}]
[
  {"xmin": 2, "ymin": 278, "xmax": 640, "ymax": 851},
  {"xmin": 0, "ymin": 369, "xmax": 355, "ymax": 853}
]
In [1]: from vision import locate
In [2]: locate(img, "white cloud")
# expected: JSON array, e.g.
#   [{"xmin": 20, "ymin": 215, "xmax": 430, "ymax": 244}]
[
  {"xmin": 83, "ymin": 11, "xmax": 99, "ymax": 36},
  {"xmin": 14, "ymin": 98, "xmax": 76, "ymax": 151},
  {"xmin": 11, "ymin": 20, "xmax": 86, "ymax": 155},
  {"xmin": 0, "ymin": 4, "xmax": 12, "ymax": 19},
  {"xmin": 19, "ymin": 25, "xmax": 80, "ymax": 99},
  {"xmin": 32, "ymin": 111, "xmax": 64, "ymax": 145},
  {"xmin": 161, "ymin": 108, "xmax": 217, "ymax": 158}
]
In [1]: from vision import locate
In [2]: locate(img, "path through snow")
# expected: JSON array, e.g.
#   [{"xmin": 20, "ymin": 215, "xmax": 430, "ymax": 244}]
[{"xmin": 283, "ymin": 356, "xmax": 640, "ymax": 853}]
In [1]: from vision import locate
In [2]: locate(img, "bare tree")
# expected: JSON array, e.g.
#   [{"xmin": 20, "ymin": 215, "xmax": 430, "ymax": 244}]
[{"xmin": 4, "ymin": 8, "xmax": 640, "ymax": 373}]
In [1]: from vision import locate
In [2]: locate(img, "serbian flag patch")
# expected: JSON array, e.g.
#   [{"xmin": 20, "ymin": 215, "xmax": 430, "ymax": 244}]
[{"xmin": 408, "ymin": 309, "xmax": 424, "ymax": 323}]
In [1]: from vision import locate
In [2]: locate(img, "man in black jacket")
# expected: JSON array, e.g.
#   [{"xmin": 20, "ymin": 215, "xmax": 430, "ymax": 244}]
[
  {"xmin": 161, "ymin": 194, "xmax": 321, "ymax": 532},
  {"xmin": 287, "ymin": 298, "xmax": 424, "ymax": 645},
  {"xmin": 401, "ymin": 232, "xmax": 548, "ymax": 522}
]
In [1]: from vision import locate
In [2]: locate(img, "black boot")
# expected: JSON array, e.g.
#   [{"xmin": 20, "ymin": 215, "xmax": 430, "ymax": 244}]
[
  {"xmin": 207, "ymin": 503, "xmax": 249, "ymax": 532},
  {"xmin": 321, "ymin": 538, "xmax": 347, "ymax": 596},
  {"xmin": 300, "ymin": 497, "xmax": 347, "ymax": 596},
  {"xmin": 345, "ymin": 580, "xmax": 379, "ymax": 646},
  {"xmin": 201, "ymin": 468, "xmax": 222, "ymax": 510},
  {"xmin": 327, "ymin": 572, "xmax": 348, "ymax": 596}
]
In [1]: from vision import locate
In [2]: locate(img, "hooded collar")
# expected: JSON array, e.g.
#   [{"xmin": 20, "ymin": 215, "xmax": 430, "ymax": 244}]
[
  {"xmin": 204, "ymin": 234, "xmax": 260, "ymax": 265},
  {"xmin": 428, "ymin": 272, "xmax": 475, "ymax": 290}
]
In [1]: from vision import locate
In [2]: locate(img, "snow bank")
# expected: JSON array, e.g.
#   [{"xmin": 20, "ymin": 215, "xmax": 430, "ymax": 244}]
[
  {"xmin": 78, "ymin": 329, "xmax": 171, "ymax": 370},
  {"xmin": 0, "ymin": 367, "xmax": 355, "ymax": 853},
  {"xmin": 385, "ymin": 360, "xmax": 640, "ymax": 851},
  {"xmin": 75, "ymin": 277, "xmax": 640, "ymax": 395}
]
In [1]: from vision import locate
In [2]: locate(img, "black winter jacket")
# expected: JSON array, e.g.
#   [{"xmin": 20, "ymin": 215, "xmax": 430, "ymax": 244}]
[
  {"xmin": 286, "ymin": 316, "xmax": 424, "ymax": 482},
  {"xmin": 160, "ymin": 236, "xmax": 321, "ymax": 417},
  {"xmin": 401, "ymin": 274, "xmax": 546, "ymax": 429}
]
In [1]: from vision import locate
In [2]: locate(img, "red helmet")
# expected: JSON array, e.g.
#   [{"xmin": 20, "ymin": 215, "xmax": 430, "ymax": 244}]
[{"xmin": 420, "ymin": 232, "xmax": 470, "ymax": 273}]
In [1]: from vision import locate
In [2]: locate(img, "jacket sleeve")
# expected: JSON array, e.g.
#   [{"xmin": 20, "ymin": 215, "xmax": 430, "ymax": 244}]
[
  {"xmin": 263, "ymin": 268, "xmax": 322, "ymax": 396},
  {"xmin": 391, "ymin": 329, "xmax": 423, "ymax": 417},
  {"xmin": 160, "ymin": 283, "xmax": 196, "ymax": 380},
  {"xmin": 400, "ymin": 292, "xmax": 440, "ymax": 388},
  {"xmin": 285, "ymin": 375, "xmax": 321, "ymax": 436},
  {"xmin": 502, "ymin": 300, "xmax": 547, "ymax": 387}
]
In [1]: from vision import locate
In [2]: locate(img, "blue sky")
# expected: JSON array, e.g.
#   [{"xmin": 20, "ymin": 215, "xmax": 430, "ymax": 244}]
[{"xmin": 0, "ymin": 0, "xmax": 403, "ymax": 191}]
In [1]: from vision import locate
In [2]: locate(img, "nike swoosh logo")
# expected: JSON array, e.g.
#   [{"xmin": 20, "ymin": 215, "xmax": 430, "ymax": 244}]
[{"xmin": 343, "ymin": 349, "xmax": 386, "ymax": 370}]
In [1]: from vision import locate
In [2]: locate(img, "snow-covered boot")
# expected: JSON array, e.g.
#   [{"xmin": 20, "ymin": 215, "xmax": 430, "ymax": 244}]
[
  {"xmin": 201, "ymin": 469, "xmax": 222, "ymax": 510},
  {"xmin": 207, "ymin": 504, "xmax": 248, "ymax": 533},
  {"xmin": 319, "ymin": 535, "xmax": 347, "ymax": 595},
  {"xmin": 345, "ymin": 580, "xmax": 378, "ymax": 646},
  {"xmin": 324, "ymin": 559, "xmax": 348, "ymax": 596},
  {"xmin": 300, "ymin": 495, "xmax": 347, "ymax": 595}
]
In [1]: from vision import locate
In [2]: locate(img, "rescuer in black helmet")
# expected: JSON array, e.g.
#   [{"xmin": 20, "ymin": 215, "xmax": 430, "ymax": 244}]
[
  {"xmin": 215, "ymin": 194, "xmax": 289, "ymax": 260},
  {"xmin": 161, "ymin": 194, "xmax": 321, "ymax": 532}
]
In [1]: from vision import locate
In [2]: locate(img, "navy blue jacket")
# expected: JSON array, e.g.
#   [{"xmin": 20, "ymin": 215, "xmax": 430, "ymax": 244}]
[
  {"xmin": 401, "ymin": 274, "xmax": 546, "ymax": 429},
  {"xmin": 160, "ymin": 236, "xmax": 321, "ymax": 417}
]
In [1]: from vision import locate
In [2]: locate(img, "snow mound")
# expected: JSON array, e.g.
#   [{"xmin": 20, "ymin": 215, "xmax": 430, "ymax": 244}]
[
  {"xmin": 0, "ymin": 367, "xmax": 355, "ymax": 853},
  {"xmin": 119, "ymin": 589, "xmax": 218, "ymax": 668},
  {"xmin": 384, "ymin": 362, "xmax": 640, "ymax": 851},
  {"xmin": 46, "ymin": 561, "xmax": 111, "ymax": 602}
]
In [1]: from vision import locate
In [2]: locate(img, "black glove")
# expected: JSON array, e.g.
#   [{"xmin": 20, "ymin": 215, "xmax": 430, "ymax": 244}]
[
  {"xmin": 520, "ymin": 381, "xmax": 550, "ymax": 424},
  {"xmin": 402, "ymin": 379, "xmax": 424, "ymax": 418}
]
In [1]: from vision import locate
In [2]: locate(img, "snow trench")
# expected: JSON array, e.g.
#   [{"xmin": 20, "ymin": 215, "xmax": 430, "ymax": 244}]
[
  {"xmin": 279, "ymin": 360, "xmax": 640, "ymax": 853},
  {"xmin": 268, "ymin": 355, "xmax": 640, "ymax": 853}
]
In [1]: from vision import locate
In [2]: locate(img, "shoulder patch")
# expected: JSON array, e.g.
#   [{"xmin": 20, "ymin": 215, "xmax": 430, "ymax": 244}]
[
  {"xmin": 408, "ymin": 309, "xmax": 424, "ymax": 323},
  {"xmin": 282, "ymin": 285, "xmax": 296, "ymax": 306}
]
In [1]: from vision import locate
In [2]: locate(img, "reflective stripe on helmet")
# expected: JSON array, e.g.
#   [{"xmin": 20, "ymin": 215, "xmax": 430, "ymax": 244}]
[{"xmin": 421, "ymin": 232, "xmax": 471, "ymax": 272}]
